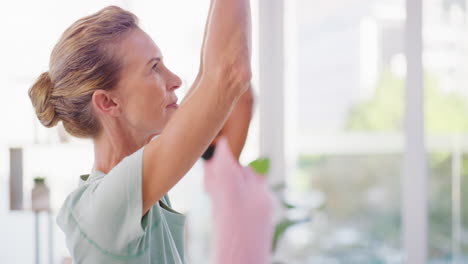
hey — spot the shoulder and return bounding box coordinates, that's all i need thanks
[56,179,97,229]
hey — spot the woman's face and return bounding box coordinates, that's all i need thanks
[112,28,181,139]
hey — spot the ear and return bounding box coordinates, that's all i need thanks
[92,90,121,117]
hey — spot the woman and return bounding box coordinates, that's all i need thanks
[28,1,273,264]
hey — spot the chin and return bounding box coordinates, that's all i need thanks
[166,110,177,119]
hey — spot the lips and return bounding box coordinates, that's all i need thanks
[166,97,179,108]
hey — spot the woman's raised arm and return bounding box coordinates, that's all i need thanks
[141,0,252,215]
[182,0,254,161]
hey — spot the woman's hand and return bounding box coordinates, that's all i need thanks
[183,0,252,105]
[141,0,253,216]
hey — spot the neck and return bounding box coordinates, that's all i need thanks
[92,125,152,174]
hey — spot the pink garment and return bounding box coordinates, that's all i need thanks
[203,137,274,264]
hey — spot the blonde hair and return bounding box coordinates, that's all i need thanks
[28,5,139,138]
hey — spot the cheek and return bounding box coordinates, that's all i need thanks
[152,88,167,111]
[126,86,164,123]
[145,84,167,118]
[138,76,165,106]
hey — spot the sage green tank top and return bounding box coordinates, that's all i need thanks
[56,142,187,263]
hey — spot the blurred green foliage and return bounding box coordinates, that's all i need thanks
[286,70,468,262]
[347,70,468,133]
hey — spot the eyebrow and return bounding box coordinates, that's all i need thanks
[146,57,162,66]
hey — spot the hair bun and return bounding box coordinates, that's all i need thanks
[28,72,60,128]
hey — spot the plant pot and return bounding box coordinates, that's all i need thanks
[31,180,50,212]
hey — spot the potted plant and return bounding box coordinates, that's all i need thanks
[31,176,50,212]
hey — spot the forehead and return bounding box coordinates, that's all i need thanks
[116,28,161,69]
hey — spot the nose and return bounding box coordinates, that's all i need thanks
[167,70,182,91]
